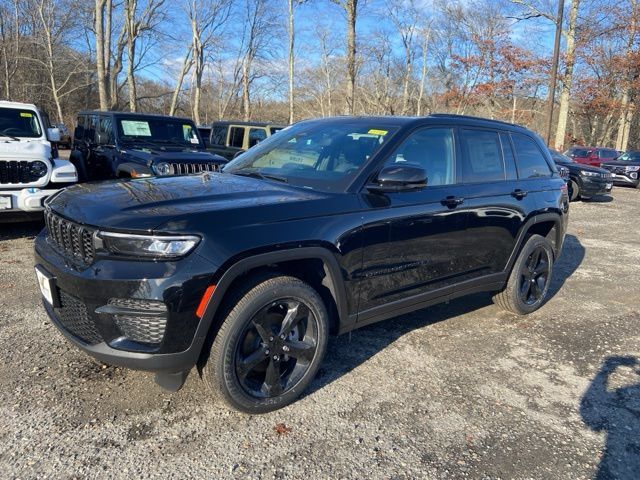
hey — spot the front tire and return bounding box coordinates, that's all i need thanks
[202,275,329,413]
[493,234,554,315]
[568,180,580,201]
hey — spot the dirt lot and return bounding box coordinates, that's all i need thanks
[1,187,639,479]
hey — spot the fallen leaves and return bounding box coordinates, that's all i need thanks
[273,423,292,436]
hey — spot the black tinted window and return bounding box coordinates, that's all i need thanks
[229,127,245,148]
[211,125,227,145]
[385,128,455,186]
[97,117,113,144]
[248,128,267,147]
[599,149,618,158]
[500,132,518,180]
[461,129,505,183]
[512,133,552,178]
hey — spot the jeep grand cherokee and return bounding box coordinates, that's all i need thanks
[34,115,569,413]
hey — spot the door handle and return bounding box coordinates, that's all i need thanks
[441,196,465,208]
[511,189,528,199]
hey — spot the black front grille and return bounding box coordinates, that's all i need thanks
[0,160,43,184]
[45,210,95,264]
[170,162,223,175]
[55,291,102,345]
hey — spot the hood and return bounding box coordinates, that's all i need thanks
[122,148,225,165]
[48,172,331,231]
[563,162,608,174]
[0,139,50,159]
[600,160,640,167]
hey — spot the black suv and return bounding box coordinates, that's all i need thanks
[550,149,613,201]
[34,115,568,413]
[600,151,640,188]
[70,111,227,181]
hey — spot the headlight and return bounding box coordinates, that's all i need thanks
[581,170,600,177]
[154,162,173,176]
[96,232,200,259]
[29,161,48,178]
[625,165,640,172]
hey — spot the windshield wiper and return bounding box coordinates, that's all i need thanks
[230,170,289,183]
[0,130,20,141]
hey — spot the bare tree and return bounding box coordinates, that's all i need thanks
[0,0,20,99]
[187,0,231,124]
[123,0,165,112]
[615,0,639,151]
[331,0,358,114]
[168,45,193,116]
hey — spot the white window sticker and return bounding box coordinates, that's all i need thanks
[121,120,152,136]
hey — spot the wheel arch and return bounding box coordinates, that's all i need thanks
[505,214,564,274]
[195,247,349,353]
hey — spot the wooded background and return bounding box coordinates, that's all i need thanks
[0,0,637,151]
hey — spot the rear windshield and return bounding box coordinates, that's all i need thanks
[0,108,42,138]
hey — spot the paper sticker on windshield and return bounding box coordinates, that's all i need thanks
[368,129,388,136]
[20,112,33,118]
[183,125,199,144]
[121,120,151,136]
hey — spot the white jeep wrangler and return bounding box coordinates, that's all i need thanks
[0,101,77,216]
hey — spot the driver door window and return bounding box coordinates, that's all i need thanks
[384,128,456,186]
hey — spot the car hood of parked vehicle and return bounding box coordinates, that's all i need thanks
[46,172,347,232]
[121,147,226,165]
[0,138,50,158]
[598,159,640,167]
[557,161,608,174]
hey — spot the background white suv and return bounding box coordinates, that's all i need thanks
[0,101,77,216]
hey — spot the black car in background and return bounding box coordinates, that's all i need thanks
[35,114,568,413]
[600,151,640,188]
[70,111,227,181]
[550,149,613,201]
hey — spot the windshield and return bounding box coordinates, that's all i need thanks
[618,152,640,162]
[565,147,589,157]
[0,108,42,138]
[116,117,203,148]
[223,121,398,192]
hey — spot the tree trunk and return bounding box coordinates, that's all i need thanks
[125,0,137,112]
[288,0,295,124]
[169,47,192,116]
[345,0,357,115]
[553,0,580,151]
[615,0,638,151]
[242,58,251,121]
[95,0,109,109]
[416,27,430,116]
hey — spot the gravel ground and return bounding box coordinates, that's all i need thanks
[1,187,639,479]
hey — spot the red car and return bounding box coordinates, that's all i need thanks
[564,146,619,167]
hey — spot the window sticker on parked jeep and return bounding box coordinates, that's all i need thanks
[183,125,199,144]
[367,129,388,136]
[121,120,152,136]
[20,112,33,117]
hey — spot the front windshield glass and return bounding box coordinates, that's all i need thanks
[116,117,203,148]
[618,152,640,162]
[0,108,42,138]
[223,121,398,192]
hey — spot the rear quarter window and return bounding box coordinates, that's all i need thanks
[511,133,553,179]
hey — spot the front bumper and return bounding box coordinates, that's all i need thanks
[34,231,219,374]
[580,177,613,197]
[609,172,639,186]
[0,187,63,212]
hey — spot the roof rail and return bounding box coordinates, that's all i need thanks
[428,113,517,127]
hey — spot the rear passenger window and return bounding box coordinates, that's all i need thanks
[211,125,227,145]
[229,127,245,148]
[385,128,456,186]
[461,129,504,183]
[248,128,267,147]
[511,133,552,178]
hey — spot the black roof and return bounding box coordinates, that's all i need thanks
[210,120,285,127]
[78,110,194,123]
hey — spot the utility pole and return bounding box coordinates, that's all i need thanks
[545,0,565,145]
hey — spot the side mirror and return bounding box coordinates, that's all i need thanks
[47,127,61,142]
[368,164,428,192]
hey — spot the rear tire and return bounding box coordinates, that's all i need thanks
[202,275,329,413]
[568,180,580,201]
[493,234,554,315]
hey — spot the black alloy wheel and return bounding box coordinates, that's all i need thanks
[519,246,550,305]
[235,299,318,398]
[493,234,555,315]
[202,275,329,413]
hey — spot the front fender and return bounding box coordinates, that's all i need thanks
[116,162,153,178]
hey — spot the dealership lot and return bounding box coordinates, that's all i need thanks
[1,188,639,479]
